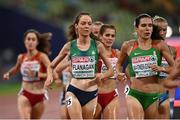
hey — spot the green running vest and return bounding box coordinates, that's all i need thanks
[70,39,99,79]
[129,42,161,78]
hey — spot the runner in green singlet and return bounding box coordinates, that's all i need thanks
[44,12,113,119]
[116,13,174,119]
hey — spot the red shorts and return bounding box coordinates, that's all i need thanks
[97,89,118,110]
[19,89,45,107]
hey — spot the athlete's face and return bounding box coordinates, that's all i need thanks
[100,28,116,48]
[136,17,153,40]
[24,33,38,51]
[75,15,92,37]
[91,25,101,37]
[157,21,168,40]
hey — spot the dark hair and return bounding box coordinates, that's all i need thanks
[151,25,163,40]
[38,32,52,55]
[134,13,152,28]
[67,12,91,42]
[24,29,52,55]
[24,29,40,41]
[99,24,116,36]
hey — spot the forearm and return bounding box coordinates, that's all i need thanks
[47,64,54,79]
[53,69,60,80]
[163,78,180,88]
[116,64,127,82]
[116,65,123,73]
[167,70,179,80]
[38,72,47,79]
[7,67,19,77]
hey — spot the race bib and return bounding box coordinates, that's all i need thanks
[101,58,118,79]
[21,61,40,81]
[159,57,168,77]
[132,55,158,78]
[71,56,95,78]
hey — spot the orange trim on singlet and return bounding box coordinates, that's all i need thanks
[174,100,180,107]
[110,49,118,58]
[132,41,138,51]
[98,48,118,59]
[132,41,158,51]
[20,52,40,62]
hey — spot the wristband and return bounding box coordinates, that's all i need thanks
[35,71,38,77]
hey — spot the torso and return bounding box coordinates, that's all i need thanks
[20,52,46,94]
[69,39,99,91]
[98,49,119,93]
[127,40,163,93]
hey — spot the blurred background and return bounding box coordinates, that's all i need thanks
[0,0,180,96]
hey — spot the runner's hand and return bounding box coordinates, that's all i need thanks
[44,76,53,90]
[88,73,103,86]
[54,79,62,87]
[3,72,10,80]
[149,64,163,72]
[117,72,127,83]
[27,68,37,77]
[95,73,103,85]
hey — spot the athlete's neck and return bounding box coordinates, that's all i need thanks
[104,47,113,57]
[27,49,38,56]
[76,36,91,51]
[137,38,152,50]
[105,46,112,51]
[77,36,91,45]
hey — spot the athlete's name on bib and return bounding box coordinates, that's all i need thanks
[72,64,94,70]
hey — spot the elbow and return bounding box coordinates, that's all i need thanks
[163,79,179,89]
[163,79,171,88]
[163,82,170,88]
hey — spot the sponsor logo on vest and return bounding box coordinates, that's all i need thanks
[134,52,141,56]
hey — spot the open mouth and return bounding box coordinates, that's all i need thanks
[84,29,89,32]
[145,33,151,36]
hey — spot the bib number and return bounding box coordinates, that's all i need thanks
[66,96,72,107]
[124,85,130,95]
